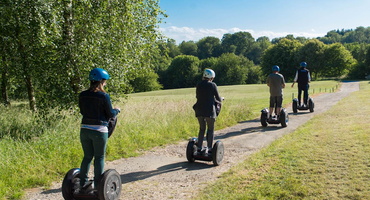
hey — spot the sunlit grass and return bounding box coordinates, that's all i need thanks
[197,81,370,199]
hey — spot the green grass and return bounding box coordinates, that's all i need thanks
[197,81,370,200]
[0,81,339,199]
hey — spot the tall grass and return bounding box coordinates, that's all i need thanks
[0,81,339,199]
[197,81,370,200]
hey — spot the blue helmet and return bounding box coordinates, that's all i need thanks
[300,62,307,67]
[272,65,280,72]
[89,68,110,81]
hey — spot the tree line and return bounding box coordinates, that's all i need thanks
[157,26,370,90]
[1,0,370,111]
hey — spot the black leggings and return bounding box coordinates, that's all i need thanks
[197,117,215,149]
[298,84,309,105]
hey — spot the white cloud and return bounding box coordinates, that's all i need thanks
[159,26,326,44]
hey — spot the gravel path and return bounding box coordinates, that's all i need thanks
[25,81,359,200]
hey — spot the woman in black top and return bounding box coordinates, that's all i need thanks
[193,69,222,154]
[78,68,120,193]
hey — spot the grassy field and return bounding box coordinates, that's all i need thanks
[197,81,370,200]
[0,81,339,199]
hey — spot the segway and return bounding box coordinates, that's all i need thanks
[62,117,121,200]
[62,168,121,200]
[260,107,289,127]
[186,138,224,166]
[292,97,314,113]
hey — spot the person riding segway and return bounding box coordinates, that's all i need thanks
[291,62,314,113]
[186,69,224,166]
[260,65,288,127]
[62,68,122,200]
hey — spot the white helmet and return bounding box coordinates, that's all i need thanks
[203,69,215,79]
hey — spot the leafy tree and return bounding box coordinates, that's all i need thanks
[261,38,303,81]
[1,0,166,110]
[164,55,200,88]
[166,38,181,58]
[297,39,326,79]
[246,65,263,84]
[129,70,162,92]
[179,40,198,56]
[221,31,255,57]
[318,30,343,44]
[197,36,222,59]
[213,53,252,85]
[247,36,271,65]
[342,26,370,43]
[322,43,356,77]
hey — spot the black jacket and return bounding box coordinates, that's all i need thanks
[193,80,222,118]
[79,90,119,126]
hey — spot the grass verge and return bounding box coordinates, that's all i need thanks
[197,81,370,200]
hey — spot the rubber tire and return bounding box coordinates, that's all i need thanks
[309,98,314,112]
[280,109,288,127]
[212,141,224,166]
[260,112,268,127]
[292,100,298,113]
[62,168,80,200]
[186,141,196,163]
[98,169,122,200]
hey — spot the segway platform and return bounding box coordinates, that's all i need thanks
[292,97,314,113]
[260,108,289,127]
[62,168,122,200]
[186,138,224,166]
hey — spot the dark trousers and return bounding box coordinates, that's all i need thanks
[79,128,108,188]
[197,117,215,149]
[298,84,309,105]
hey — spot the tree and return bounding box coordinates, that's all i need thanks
[197,36,222,59]
[179,41,198,56]
[1,0,166,110]
[166,38,181,58]
[297,39,326,79]
[246,36,271,65]
[261,38,303,81]
[213,53,252,85]
[322,43,356,77]
[164,55,200,89]
[221,31,255,57]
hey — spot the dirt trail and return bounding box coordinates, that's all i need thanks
[25,81,359,200]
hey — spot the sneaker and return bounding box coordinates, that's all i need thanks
[206,147,212,155]
[193,145,199,155]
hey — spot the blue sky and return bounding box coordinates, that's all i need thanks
[158,0,370,43]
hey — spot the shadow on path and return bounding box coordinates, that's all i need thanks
[121,161,213,184]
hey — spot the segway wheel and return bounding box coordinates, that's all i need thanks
[260,110,268,127]
[186,140,196,163]
[98,169,122,200]
[212,141,224,166]
[62,168,80,200]
[280,109,289,127]
[308,98,314,112]
[292,99,298,113]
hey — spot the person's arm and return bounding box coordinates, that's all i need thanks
[291,71,298,87]
[308,71,311,83]
[104,93,120,119]
[213,83,222,103]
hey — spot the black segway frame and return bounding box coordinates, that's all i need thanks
[186,138,224,166]
[292,97,314,113]
[62,168,122,200]
[260,108,289,127]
